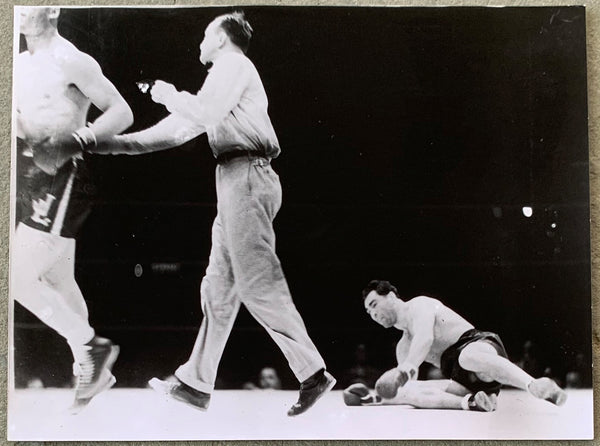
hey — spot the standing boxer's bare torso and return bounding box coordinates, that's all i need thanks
[16,35,91,146]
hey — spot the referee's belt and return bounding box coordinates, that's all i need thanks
[216,150,269,164]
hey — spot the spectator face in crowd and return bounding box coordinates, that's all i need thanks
[259,367,281,390]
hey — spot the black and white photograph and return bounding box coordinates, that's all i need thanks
[8,4,593,441]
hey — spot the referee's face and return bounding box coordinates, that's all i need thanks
[199,19,223,65]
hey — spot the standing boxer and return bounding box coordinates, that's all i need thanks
[13,7,133,412]
[91,11,335,416]
[349,280,567,410]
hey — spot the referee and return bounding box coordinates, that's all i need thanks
[93,11,335,416]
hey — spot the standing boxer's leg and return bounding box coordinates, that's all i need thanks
[11,223,119,412]
[11,223,95,344]
[42,237,88,319]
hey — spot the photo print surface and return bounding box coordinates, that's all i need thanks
[9,5,592,440]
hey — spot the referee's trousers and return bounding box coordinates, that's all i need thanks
[175,155,326,393]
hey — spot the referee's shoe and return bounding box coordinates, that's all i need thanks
[287,368,336,416]
[149,377,211,411]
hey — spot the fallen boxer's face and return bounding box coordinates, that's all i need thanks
[364,291,397,327]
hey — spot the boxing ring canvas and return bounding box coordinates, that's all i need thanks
[7,388,594,440]
[8,4,593,441]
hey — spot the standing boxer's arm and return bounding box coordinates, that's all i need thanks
[69,51,134,139]
[32,51,133,173]
[151,54,249,126]
[92,114,205,155]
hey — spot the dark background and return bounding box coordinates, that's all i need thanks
[14,6,591,390]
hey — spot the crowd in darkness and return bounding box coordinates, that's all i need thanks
[18,338,592,391]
